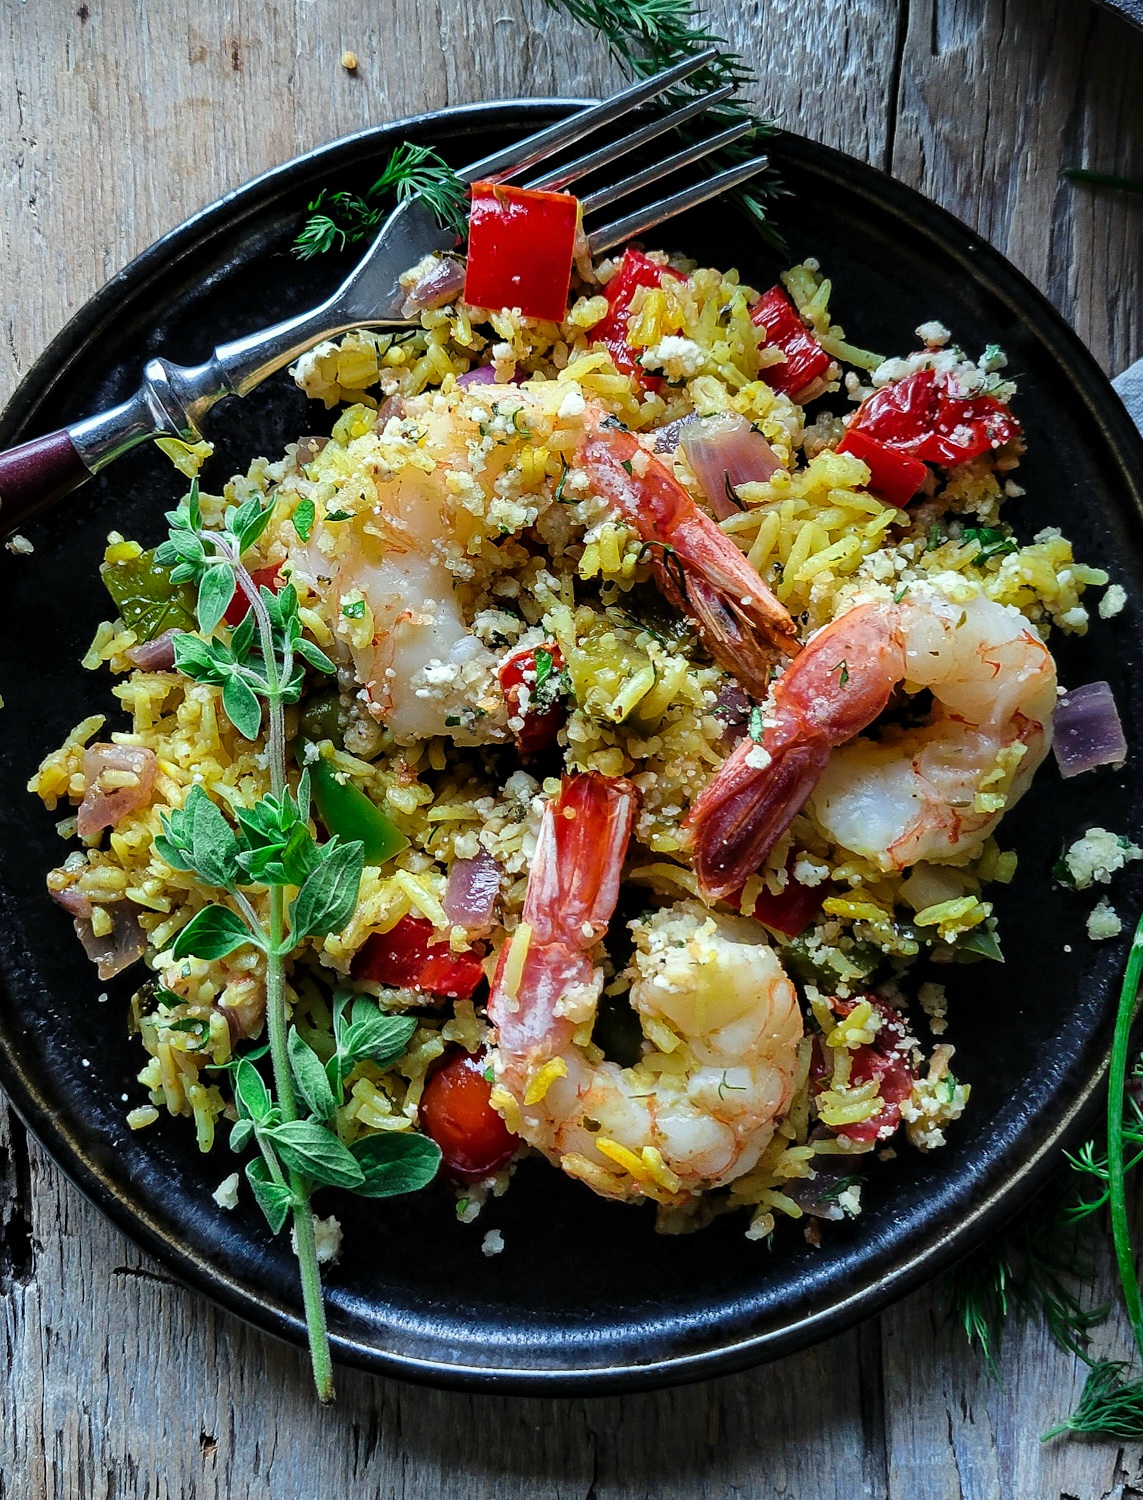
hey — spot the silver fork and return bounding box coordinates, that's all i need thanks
[0,50,769,531]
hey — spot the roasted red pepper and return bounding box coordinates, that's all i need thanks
[223,565,281,627]
[751,286,833,401]
[811,996,916,1144]
[835,427,928,507]
[847,368,1019,467]
[353,915,486,1000]
[498,641,566,756]
[747,871,824,941]
[419,1046,518,1180]
[587,248,686,383]
[464,182,579,323]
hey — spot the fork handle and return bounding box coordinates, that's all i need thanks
[0,429,92,523]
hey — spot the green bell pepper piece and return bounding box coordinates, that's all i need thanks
[309,758,409,866]
[101,548,196,640]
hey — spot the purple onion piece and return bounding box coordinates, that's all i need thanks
[457,364,524,389]
[399,254,467,317]
[74,904,146,980]
[712,683,753,748]
[126,629,178,671]
[1053,680,1127,779]
[442,851,503,932]
[650,415,697,454]
[680,413,782,519]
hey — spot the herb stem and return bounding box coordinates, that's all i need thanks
[227,546,287,797]
[1106,907,1143,1356]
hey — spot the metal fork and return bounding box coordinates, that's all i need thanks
[0,50,769,530]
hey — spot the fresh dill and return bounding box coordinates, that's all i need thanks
[541,0,785,246]
[293,141,468,259]
[1063,167,1143,198]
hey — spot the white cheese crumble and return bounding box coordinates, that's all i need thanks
[1062,827,1143,890]
[915,321,950,347]
[212,1173,240,1211]
[5,534,33,555]
[556,385,586,419]
[291,1213,343,1265]
[918,981,948,1036]
[639,336,704,381]
[481,1229,505,1257]
[743,745,772,771]
[1100,584,1127,619]
[1087,898,1123,942]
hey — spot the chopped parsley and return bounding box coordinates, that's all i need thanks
[341,597,366,620]
[962,526,1018,564]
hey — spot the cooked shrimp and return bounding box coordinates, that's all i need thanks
[488,772,803,1203]
[574,411,799,695]
[686,585,1057,897]
[286,398,508,746]
[288,385,797,744]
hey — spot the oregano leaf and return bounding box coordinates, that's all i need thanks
[234,1056,274,1123]
[266,1119,365,1188]
[288,1028,337,1121]
[171,903,256,961]
[246,1158,292,1234]
[293,497,316,542]
[197,563,236,636]
[350,1132,442,1198]
[342,1009,417,1071]
[222,673,263,740]
[288,839,364,942]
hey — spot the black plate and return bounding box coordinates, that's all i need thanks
[2,102,1142,1394]
[1095,0,1143,28]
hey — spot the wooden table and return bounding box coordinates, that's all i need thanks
[2,1,1143,1494]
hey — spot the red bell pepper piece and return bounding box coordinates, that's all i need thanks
[223,565,280,627]
[498,640,567,756]
[353,915,486,1000]
[811,996,916,1143]
[464,182,579,323]
[751,286,833,400]
[747,871,824,941]
[587,248,686,384]
[847,368,1019,467]
[419,1046,518,1180]
[835,427,928,507]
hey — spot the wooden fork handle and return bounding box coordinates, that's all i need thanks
[0,429,92,528]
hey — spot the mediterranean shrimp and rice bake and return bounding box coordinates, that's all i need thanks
[29,233,1131,1246]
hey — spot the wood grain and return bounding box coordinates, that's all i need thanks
[3,0,1143,1496]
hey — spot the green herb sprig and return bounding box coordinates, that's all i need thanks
[1063,167,1143,198]
[294,141,468,260]
[154,481,441,1400]
[541,0,784,246]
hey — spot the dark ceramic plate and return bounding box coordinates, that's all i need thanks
[1095,0,1143,28]
[1,102,1142,1394]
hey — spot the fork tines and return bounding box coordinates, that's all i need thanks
[460,50,770,253]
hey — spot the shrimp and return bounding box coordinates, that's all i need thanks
[574,412,799,696]
[287,384,797,746]
[686,585,1058,897]
[487,772,803,1204]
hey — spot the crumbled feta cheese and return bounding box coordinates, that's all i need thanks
[918,981,948,1036]
[1058,606,1089,632]
[639,336,704,381]
[212,1173,240,1211]
[792,856,829,889]
[744,745,772,771]
[556,385,586,419]
[481,1228,505,1256]
[292,1213,343,1265]
[1087,898,1122,942]
[1100,584,1127,620]
[1062,827,1143,890]
[915,320,950,347]
[836,1184,862,1217]
[5,534,33,555]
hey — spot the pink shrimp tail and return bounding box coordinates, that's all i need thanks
[490,773,637,1057]
[686,602,906,899]
[576,424,798,696]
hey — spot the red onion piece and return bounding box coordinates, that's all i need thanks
[712,683,753,747]
[295,435,329,466]
[457,364,525,389]
[399,254,467,317]
[650,416,696,454]
[680,413,782,519]
[1053,680,1127,779]
[126,629,178,671]
[50,884,92,920]
[77,743,158,837]
[442,851,502,933]
[74,904,146,980]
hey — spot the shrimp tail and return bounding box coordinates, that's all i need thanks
[686,723,830,899]
[576,426,797,695]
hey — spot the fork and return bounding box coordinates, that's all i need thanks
[0,49,769,532]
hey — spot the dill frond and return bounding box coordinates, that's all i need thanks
[943,1182,1107,1377]
[541,0,786,248]
[1043,1360,1143,1441]
[293,144,466,259]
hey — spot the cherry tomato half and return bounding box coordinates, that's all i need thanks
[498,641,566,756]
[353,915,486,1000]
[419,1046,518,1180]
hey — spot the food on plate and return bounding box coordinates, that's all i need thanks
[31,236,1125,1248]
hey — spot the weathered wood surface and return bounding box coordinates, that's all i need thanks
[2,0,1143,1495]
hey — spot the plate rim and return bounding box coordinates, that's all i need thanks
[1,97,1140,1394]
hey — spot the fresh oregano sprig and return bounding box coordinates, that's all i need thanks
[155,480,442,1401]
